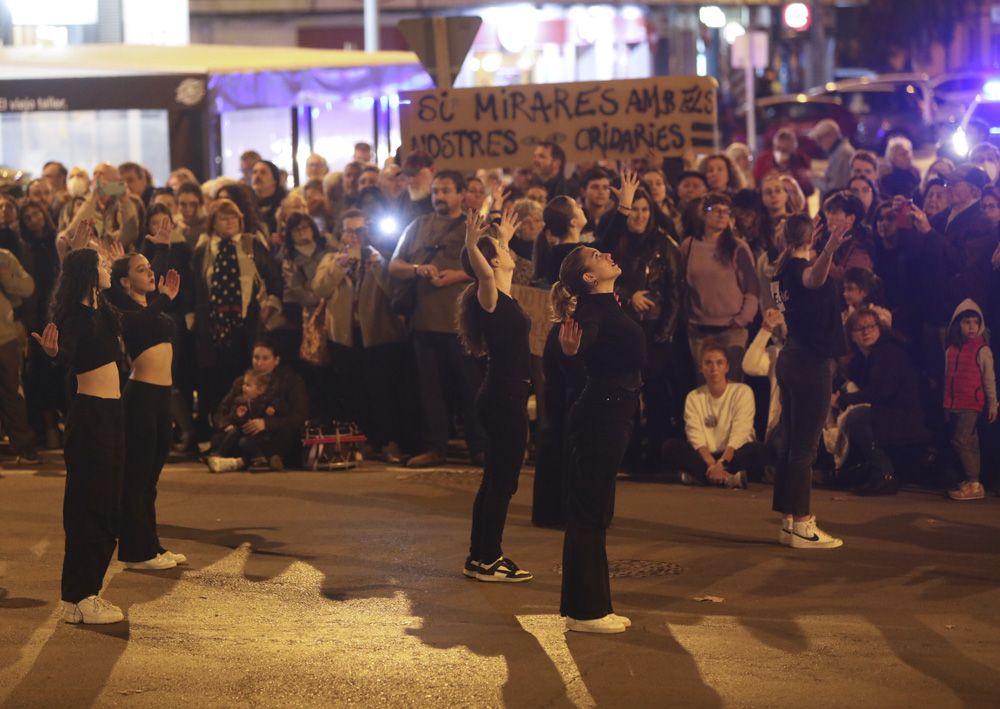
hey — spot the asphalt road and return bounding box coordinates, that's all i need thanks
[1,457,999,708]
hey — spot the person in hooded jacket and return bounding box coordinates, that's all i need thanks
[942,299,997,501]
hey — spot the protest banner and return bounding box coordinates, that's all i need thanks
[399,76,718,171]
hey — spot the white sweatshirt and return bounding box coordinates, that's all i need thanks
[742,327,782,440]
[684,382,756,455]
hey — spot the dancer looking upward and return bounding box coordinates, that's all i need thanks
[553,245,646,634]
[458,206,533,582]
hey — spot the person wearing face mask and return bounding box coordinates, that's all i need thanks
[596,171,684,467]
[752,128,814,198]
[59,166,91,233]
[57,163,139,259]
[832,308,927,496]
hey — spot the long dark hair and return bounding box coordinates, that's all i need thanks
[17,198,56,241]
[456,235,500,357]
[106,254,142,311]
[697,192,738,265]
[282,212,324,260]
[50,248,119,336]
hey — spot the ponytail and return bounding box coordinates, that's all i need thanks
[456,283,486,356]
[773,212,813,276]
[549,281,578,322]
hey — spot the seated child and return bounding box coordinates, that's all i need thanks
[206,370,281,473]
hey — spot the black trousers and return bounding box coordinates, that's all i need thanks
[197,326,252,439]
[119,381,171,562]
[561,379,637,620]
[214,427,277,460]
[773,347,833,516]
[412,331,485,457]
[661,439,769,483]
[62,395,124,603]
[0,338,37,455]
[469,379,530,563]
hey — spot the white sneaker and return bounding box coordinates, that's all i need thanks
[125,553,177,570]
[789,516,843,549]
[723,471,748,489]
[161,550,187,565]
[610,613,632,628]
[207,456,243,473]
[565,614,627,634]
[779,517,793,546]
[62,595,124,624]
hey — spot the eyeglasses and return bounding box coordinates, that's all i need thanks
[852,324,879,334]
[705,206,732,216]
[343,227,369,238]
[983,202,999,210]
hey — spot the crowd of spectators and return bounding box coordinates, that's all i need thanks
[0,131,997,497]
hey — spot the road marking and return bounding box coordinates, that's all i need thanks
[0,564,122,704]
[516,615,597,709]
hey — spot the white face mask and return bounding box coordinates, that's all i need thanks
[982,161,999,183]
[773,150,789,165]
[68,176,89,198]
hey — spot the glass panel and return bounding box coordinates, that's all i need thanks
[309,96,375,172]
[0,109,169,182]
[220,106,292,181]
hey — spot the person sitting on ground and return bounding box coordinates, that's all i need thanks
[662,342,767,488]
[211,338,309,471]
[832,308,929,495]
[206,369,279,473]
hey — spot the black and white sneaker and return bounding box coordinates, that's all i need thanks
[474,556,533,583]
[463,557,483,579]
[789,516,843,549]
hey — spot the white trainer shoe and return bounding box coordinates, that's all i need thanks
[779,516,793,546]
[63,595,124,624]
[610,613,632,628]
[789,516,843,549]
[161,550,187,565]
[565,614,627,634]
[125,553,178,571]
[207,456,244,473]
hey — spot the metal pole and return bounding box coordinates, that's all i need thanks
[364,0,379,52]
[745,39,757,155]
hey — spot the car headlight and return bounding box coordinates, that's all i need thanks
[952,127,970,157]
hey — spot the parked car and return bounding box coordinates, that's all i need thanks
[808,73,934,151]
[943,82,1000,160]
[733,94,857,157]
[931,72,988,126]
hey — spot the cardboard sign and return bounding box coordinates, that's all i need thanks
[511,284,552,358]
[399,76,718,171]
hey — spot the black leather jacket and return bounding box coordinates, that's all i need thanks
[597,210,683,343]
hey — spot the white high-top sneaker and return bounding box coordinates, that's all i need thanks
[790,516,843,549]
[565,614,627,634]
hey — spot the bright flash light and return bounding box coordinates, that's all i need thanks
[982,80,1000,101]
[379,216,399,235]
[952,127,970,157]
[699,6,727,29]
[723,22,745,45]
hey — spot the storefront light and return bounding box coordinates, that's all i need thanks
[468,56,482,72]
[723,22,745,45]
[481,52,503,73]
[496,4,538,53]
[699,6,727,30]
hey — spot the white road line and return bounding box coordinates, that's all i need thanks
[516,615,597,709]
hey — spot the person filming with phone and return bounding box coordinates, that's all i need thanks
[57,162,139,261]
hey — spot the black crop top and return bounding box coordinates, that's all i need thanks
[58,303,123,375]
[475,291,531,382]
[573,292,646,390]
[116,293,175,360]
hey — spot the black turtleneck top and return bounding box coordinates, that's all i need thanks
[474,290,531,382]
[116,293,175,360]
[573,292,646,390]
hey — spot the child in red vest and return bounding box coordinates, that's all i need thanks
[944,299,997,500]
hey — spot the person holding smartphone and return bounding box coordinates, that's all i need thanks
[57,162,140,261]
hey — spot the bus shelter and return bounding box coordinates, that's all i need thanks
[0,43,432,183]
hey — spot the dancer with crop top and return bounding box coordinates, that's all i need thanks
[32,233,127,624]
[552,245,646,634]
[107,239,186,571]
[457,208,533,582]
